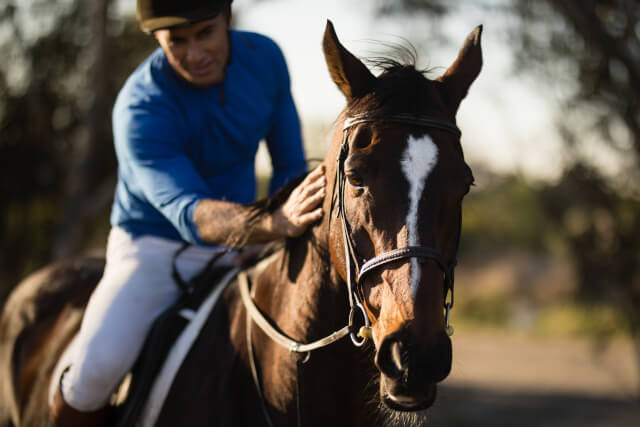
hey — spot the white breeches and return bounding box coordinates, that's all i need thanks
[57,227,232,411]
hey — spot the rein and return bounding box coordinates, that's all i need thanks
[238,272,350,354]
[239,112,462,427]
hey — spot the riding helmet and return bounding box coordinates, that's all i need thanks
[136,0,233,33]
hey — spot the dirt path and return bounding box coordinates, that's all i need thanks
[426,331,640,426]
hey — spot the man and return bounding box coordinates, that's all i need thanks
[48,0,325,425]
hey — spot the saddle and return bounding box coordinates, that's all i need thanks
[109,243,279,426]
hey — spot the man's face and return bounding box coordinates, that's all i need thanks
[154,13,230,87]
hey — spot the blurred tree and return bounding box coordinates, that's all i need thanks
[0,0,155,304]
[508,0,640,397]
[541,163,640,324]
[512,0,640,177]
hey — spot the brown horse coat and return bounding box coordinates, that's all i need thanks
[0,257,102,427]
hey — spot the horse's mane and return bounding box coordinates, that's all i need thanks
[223,173,308,248]
[251,174,307,216]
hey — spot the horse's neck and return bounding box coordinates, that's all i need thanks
[263,152,349,341]
[254,234,347,342]
[251,233,378,425]
[245,159,379,424]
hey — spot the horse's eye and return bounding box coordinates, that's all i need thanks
[346,172,365,188]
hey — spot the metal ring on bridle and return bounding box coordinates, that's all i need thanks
[444,284,454,311]
[445,302,454,336]
[349,303,370,347]
[289,347,311,364]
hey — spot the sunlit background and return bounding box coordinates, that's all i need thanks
[1,0,639,425]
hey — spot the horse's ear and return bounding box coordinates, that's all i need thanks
[322,20,376,100]
[437,25,483,113]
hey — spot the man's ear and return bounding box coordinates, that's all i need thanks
[322,20,376,100]
[437,25,483,113]
[224,5,232,25]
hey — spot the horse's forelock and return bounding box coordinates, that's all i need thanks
[346,60,443,120]
[364,38,419,71]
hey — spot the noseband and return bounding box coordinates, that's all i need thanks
[333,113,462,346]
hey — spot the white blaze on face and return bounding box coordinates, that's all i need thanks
[400,134,439,296]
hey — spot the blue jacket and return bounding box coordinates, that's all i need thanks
[110,30,305,244]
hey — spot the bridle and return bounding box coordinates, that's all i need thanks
[238,111,464,427]
[240,110,462,353]
[333,112,462,345]
[240,111,463,354]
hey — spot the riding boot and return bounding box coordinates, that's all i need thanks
[48,375,110,427]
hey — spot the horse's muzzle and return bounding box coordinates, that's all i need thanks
[375,327,452,411]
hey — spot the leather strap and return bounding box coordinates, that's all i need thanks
[359,246,448,281]
[344,113,461,137]
[246,309,276,427]
[238,272,351,354]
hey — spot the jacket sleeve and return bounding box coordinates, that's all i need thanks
[113,100,208,244]
[265,44,306,195]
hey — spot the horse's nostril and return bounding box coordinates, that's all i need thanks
[417,332,453,383]
[390,341,405,373]
[376,337,407,380]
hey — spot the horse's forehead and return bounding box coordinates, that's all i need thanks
[373,128,441,177]
[371,131,440,223]
[400,134,438,238]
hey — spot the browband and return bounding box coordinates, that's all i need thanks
[343,113,461,138]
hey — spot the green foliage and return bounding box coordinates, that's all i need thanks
[461,172,550,254]
[455,296,628,339]
[533,303,625,338]
[455,294,512,330]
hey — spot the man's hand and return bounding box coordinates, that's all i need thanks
[271,165,326,238]
[195,165,326,246]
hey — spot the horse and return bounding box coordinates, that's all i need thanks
[0,20,482,427]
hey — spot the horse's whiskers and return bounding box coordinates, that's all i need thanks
[375,401,430,427]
